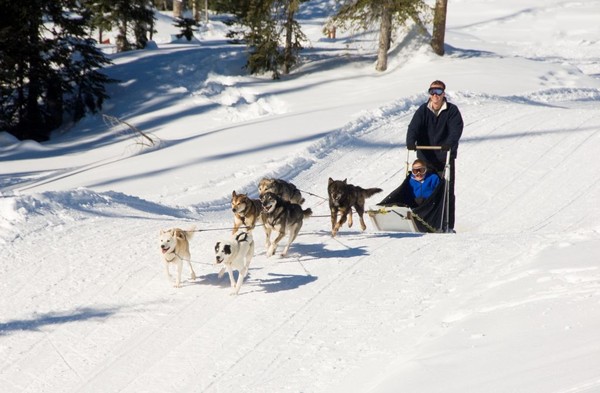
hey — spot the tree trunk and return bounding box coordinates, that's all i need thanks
[205,0,209,25]
[173,0,183,18]
[431,0,447,56]
[283,7,293,74]
[192,0,200,22]
[376,5,392,72]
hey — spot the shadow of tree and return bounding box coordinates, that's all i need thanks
[258,273,318,293]
[0,306,119,336]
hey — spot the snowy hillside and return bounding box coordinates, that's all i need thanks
[1,1,600,392]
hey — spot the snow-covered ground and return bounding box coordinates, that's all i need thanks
[2,1,600,392]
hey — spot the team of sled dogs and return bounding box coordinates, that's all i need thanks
[160,177,382,293]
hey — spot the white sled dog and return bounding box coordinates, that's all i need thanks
[214,231,255,295]
[159,226,197,288]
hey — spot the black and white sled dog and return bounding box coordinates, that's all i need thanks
[214,231,255,295]
[159,226,197,288]
[258,177,305,205]
[260,192,313,257]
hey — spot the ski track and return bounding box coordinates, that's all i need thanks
[2,90,600,391]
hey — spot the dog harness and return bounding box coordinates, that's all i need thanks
[235,232,249,243]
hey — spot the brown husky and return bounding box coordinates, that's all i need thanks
[328,178,382,237]
[231,191,264,234]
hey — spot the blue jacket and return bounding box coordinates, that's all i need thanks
[409,172,440,203]
[407,100,464,170]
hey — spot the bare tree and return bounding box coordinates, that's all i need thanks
[431,0,447,55]
[332,0,428,72]
[376,4,393,71]
[173,0,184,18]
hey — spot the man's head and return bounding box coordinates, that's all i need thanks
[428,80,446,110]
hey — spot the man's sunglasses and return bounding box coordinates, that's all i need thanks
[428,87,444,96]
[412,167,427,175]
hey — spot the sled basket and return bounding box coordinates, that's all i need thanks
[367,146,451,233]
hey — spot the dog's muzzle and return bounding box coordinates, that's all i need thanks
[161,245,171,254]
[215,256,223,264]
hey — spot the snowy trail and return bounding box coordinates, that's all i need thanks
[3,0,600,388]
[3,86,600,392]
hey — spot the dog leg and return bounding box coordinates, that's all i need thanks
[282,225,301,256]
[330,209,338,232]
[332,209,349,237]
[264,226,272,251]
[183,252,196,281]
[218,267,226,279]
[233,249,253,295]
[233,267,246,295]
[164,262,174,284]
[347,210,353,228]
[356,205,367,231]
[188,263,196,280]
[226,265,236,289]
[175,259,183,288]
[267,231,286,257]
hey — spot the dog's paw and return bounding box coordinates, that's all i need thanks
[190,273,197,280]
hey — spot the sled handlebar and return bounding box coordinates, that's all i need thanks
[413,145,449,151]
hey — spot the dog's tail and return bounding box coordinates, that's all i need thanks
[361,187,383,199]
[303,208,313,218]
[184,225,196,240]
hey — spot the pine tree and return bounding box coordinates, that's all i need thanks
[174,17,200,41]
[0,0,114,141]
[224,0,308,79]
[87,0,156,52]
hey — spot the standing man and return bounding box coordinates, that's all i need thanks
[406,80,463,232]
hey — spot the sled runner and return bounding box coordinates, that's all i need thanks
[367,146,452,233]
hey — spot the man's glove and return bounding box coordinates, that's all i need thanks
[407,144,416,150]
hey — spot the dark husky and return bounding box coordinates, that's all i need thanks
[258,177,305,205]
[260,192,313,257]
[231,191,265,234]
[328,178,382,237]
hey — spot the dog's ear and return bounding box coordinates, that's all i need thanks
[232,190,237,197]
[343,178,347,184]
[175,230,186,240]
[328,177,333,185]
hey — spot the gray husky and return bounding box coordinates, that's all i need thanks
[258,177,305,205]
[260,192,312,257]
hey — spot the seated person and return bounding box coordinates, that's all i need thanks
[408,159,440,206]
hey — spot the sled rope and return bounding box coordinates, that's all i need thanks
[299,189,328,201]
[175,252,214,266]
[410,212,438,233]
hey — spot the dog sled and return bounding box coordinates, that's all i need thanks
[367,146,452,233]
